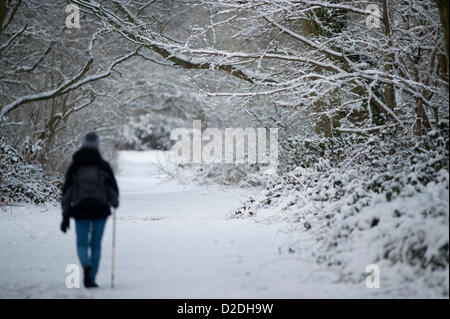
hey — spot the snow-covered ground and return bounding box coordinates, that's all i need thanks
[0,151,443,298]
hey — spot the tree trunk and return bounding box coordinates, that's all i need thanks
[435,0,449,74]
[415,100,432,135]
[0,0,6,35]
[382,0,397,110]
[302,17,332,137]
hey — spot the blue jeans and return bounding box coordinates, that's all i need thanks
[75,218,107,281]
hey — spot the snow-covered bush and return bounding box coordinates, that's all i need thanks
[0,138,61,206]
[231,127,449,295]
[118,114,179,151]
[178,163,264,186]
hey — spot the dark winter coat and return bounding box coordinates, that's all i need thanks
[62,148,119,219]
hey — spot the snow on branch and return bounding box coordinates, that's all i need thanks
[0,48,139,117]
[70,0,259,84]
[263,16,344,60]
[0,23,27,52]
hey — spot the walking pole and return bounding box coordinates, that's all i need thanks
[111,207,116,289]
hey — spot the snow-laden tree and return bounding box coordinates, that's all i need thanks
[1,0,226,171]
[2,0,449,174]
[0,0,146,171]
[70,1,448,160]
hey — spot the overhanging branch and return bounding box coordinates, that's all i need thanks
[0,48,139,117]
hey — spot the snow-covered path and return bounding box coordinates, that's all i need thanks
[0,151,381,298]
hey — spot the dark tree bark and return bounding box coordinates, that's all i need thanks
[435,0,449,74]
[381,0,397,110]
[0,0,6,35]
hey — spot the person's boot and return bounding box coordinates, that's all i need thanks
[83,266,99,288]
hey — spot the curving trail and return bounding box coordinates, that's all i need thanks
[0,151,381,298]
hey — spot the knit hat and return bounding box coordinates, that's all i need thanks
[81,132,99,149]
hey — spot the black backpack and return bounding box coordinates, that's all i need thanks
[70,165,110,208]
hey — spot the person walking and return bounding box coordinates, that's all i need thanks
[60,132,119,288]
